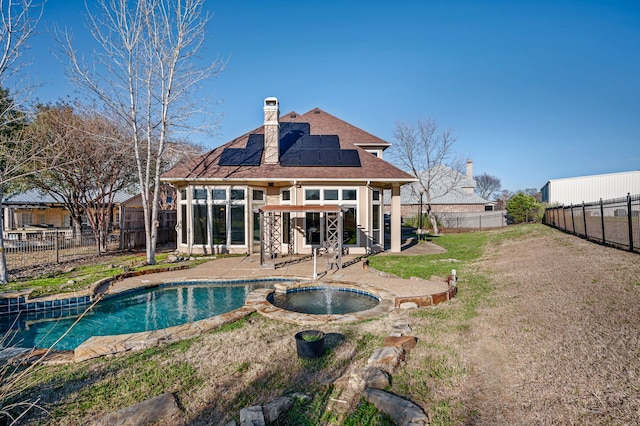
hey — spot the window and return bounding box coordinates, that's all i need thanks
[282,212,291,244]
[212,189,226,200]
[282,190,291,201]
[305,189,320,201]
[193,189,207,200]
[230,206,245,245]
[253,212,261,243]
[252,190,264,201]
[181,205,188,244]
[230,189,245,200]
[342,189,357,201]
[324,189,338,200]
[180,189,187,200]
[372,190,380,201]
[193,205,208,244]
[63,214,71,228]
[18,213,33,227]
[372,205,381,244]
[343,207,357,245]
[212,205,226,244]
[305,212,321,245]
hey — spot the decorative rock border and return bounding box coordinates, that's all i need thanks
[394,275,457,308]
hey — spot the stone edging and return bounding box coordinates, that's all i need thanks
[246,280,397,325]
[363,259,458,308]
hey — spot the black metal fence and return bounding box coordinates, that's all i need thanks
[543,193,640,253]
[4,229,119,271]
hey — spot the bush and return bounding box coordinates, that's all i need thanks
[506,193,544,224]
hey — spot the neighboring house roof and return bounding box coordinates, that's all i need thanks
[4,188,139,207]
[385,165,489,205]
[161,107,413,186]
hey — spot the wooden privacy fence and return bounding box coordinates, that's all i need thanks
[543,193,640,253]
[120,207,177,249]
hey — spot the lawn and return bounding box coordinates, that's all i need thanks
[1,226,559,425]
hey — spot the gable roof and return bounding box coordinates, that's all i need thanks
[162,107,413,186]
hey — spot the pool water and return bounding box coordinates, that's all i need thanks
[0,282,274,350]
[268,287,379,315]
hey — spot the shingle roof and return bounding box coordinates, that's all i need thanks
[161,108,413,185]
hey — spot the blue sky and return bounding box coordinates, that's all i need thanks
[22,0,640,193]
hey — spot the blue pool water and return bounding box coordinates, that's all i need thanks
[268,287,379,315]
[0,282,275,350]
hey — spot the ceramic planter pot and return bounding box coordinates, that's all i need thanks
[294,330,326,359]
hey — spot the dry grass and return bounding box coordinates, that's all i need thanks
[453,226,640,425]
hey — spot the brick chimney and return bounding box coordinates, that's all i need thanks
[466,159,473,179]
[263,97,279,164]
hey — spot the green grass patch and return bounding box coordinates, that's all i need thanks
[368,232,489,280]
[4,252,218,297]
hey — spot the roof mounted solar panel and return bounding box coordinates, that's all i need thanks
[319,135,340,150]
[339,150,361,166]
[219,135,264,166]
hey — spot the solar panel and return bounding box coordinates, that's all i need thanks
[218,135,264,166]
[219,119,361,167]
[319,135,340,150]
[319,150,339,165]
[339,150,361,167]
[301,150,320,165]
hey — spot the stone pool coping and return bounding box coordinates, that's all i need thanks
[246,280,397,325]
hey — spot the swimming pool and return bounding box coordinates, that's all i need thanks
[0,281,277,351]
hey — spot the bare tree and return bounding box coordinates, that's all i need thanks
[59,0,223,264]
[475,172,501,200]
[28,103,137,249]
[391,118,464,235]
[0,0,46,284]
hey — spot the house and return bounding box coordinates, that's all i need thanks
[541,170,640,205]
[2,188,176,248]
[386,160,492,219]
[161,97,415,266]
[2,189,134,240]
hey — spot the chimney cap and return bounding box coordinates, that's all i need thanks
[264,97,279,108]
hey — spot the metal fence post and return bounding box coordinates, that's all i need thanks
[627,193,634,252]
[600,198,605,245]
[582,202,587,238]
[570,204,576,235]
[55,229,59,264]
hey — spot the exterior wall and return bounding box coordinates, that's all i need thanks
[176,182,383,256]
[541,171,640,205]
[4,207,68,230]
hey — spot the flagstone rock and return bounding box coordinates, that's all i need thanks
[363,388,429,426]
[384,335,418,350]
[239,405,265,426]
[399,301,419,310]
[93,392,179,426]
[263,397,293,423]
[348,366,391,393]
[367,346,404,369]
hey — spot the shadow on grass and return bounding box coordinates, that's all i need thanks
[186,332,349,425]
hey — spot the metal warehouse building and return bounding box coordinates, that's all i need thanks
[541,171,640,205]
